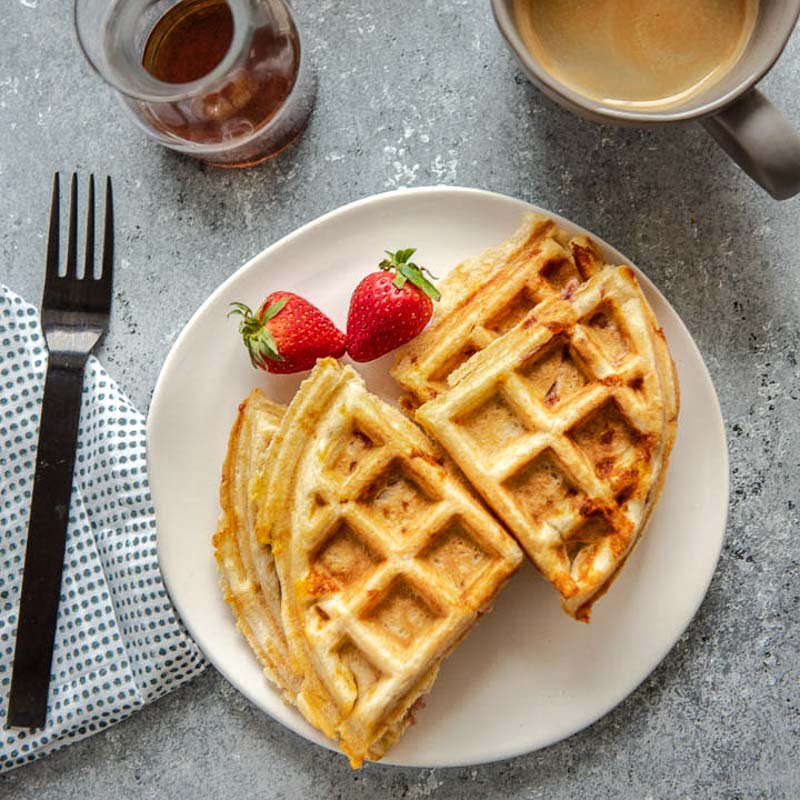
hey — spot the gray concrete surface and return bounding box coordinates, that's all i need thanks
[2,1,799,797]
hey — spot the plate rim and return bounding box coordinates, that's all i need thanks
[147,185,729,768]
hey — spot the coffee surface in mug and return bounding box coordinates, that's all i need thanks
[513,0,759,110]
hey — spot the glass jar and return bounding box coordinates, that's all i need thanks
[75,0,315,166]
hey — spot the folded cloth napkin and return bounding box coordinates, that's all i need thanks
[0,285,206,773]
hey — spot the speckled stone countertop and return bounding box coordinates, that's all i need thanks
[2,1,799,797]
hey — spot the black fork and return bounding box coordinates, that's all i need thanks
[6,173,114,729]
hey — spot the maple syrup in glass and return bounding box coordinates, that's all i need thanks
[75,0,315,166]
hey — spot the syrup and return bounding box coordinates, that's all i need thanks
[143,0,234,84]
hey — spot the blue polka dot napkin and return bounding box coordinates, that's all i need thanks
[0,286,206,773]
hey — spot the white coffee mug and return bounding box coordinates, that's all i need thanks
[492,0,800,200]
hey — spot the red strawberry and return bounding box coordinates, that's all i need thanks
[229,291,346,374]
[346,248,441,362]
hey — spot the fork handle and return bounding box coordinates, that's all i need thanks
[7,354,86,729]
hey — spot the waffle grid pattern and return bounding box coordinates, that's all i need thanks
[416,268,667,612]
[261,361,522,765]
[392,215,607,404]
[299,397,518,724]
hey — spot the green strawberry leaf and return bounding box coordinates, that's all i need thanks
[393,248,417,264]
[260,296,288,321]
[228,301,285,368]
[379,248,441,301]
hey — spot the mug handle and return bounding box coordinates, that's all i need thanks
[701,89,800,201]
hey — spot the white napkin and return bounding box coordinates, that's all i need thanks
[0,285,206,773]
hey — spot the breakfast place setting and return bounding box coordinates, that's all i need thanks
[1,0,798,797]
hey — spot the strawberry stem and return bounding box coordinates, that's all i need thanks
[379,248,441,301]
[228,301,286,368]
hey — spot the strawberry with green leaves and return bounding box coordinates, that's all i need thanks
[346,248,440,362]
[229,291,346,374]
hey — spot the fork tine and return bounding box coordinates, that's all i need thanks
[44,173,60,286]
[99,176,114,295]
[84,175,95,280]
[41,173,114,315]
[66,173,78,279]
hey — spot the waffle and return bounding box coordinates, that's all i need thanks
[212,390,301,701]
[256,358,523,767]
[391,213,608,405]
[212,388,447,763]
[415,266,679,621]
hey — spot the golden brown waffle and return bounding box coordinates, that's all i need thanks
[212,388,449,764]
[212,390,301,701]
[391,213,608,405]
[415,266,679,621]
[256,359,523,767]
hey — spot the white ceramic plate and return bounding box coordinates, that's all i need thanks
[148,187,728,767]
